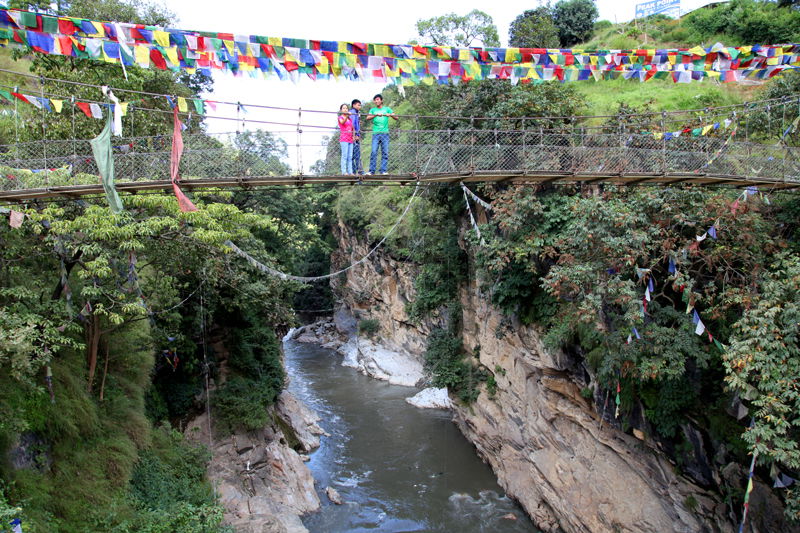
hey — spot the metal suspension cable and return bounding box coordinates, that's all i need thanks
[2,67,800,123]
[225,181,423,283]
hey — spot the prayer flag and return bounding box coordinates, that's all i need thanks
[9,210,24,228]
[50,98,62,112]
[89,111,124,214]
[695,319,706,336]
[169,107,198,212]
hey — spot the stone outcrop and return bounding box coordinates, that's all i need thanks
[329,219,800,533]
[186,391,324,533]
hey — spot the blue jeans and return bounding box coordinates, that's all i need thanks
[340,142,353,174]
[352,140,363,173]
[370,133,389,173]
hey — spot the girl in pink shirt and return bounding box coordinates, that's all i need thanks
[338,104,354,175]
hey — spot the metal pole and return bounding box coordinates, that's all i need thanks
[40,79,48,187]
[297,107,303,176]
[522,117,526,174]
[414,114,420,175]
[470,117,475,172]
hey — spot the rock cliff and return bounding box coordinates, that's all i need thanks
[186,390,325,533]
[329,218,799,533]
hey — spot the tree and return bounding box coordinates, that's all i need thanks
[509,7,560,49]
[415,10,500,48]
[552,0,599,47]
[724,254,800,521]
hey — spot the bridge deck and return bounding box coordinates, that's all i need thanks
[1,171,797,202]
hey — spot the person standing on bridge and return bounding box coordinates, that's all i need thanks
[350,99,364,175]
[366,94,398,175]
[338,103,354,175]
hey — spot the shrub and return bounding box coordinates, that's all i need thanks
[358,319,380,337]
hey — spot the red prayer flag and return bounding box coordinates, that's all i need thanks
[170,108,198,213]
[149,48,167,70]
[76,102,92,117]
[58,19,77,35]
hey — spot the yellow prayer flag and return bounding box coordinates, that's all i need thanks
[268,37,282,46]
[177,97,188,112]
[374,44,390,57]
[422,75,434,85]
[740,46,752,56]
[590,55,598,66]
[337,41,349,53]
[708,70,721,79]
[688,46,706,56]
[668,55,677,65]
[165,47,179,66]
[413,47,426,58]
[135,45,150,67]
[317,60,329,74]
[702,125,713,136]
[505,48,519,62]
[654,132,663,140]
[120,102,129,116]
[51,99,63,113]
[153,30,170,48]
[767,57,779,66]
[90,21,105,37]
[459,49,471,61]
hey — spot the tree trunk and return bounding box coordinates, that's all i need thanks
[86,314,100,394]
[99,337,110,401]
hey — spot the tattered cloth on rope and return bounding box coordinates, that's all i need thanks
[170,107,198,212]
[226,181,422,283]
[89,110,124,214]
[461,183,485,246]
[460,183,493,211]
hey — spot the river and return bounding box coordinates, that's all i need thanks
[284,339,538,533]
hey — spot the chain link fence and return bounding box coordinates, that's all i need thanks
[1,123,799,193]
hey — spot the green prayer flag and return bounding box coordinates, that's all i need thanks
[0,89,11,102]
[193,99,205,115]
[41,16,58,34]
[90,112,124,214]
[20,11,38,28]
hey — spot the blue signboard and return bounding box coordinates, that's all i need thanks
[635,0,680,18]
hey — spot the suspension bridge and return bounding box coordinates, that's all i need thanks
[2,75,800,202]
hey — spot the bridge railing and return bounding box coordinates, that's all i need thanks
[0,127,798,192]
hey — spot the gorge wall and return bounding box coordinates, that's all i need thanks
[330,218,797,533]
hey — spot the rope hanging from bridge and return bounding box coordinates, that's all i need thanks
[225,181,422,283]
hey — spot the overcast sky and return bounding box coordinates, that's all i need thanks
[161,0,720,170]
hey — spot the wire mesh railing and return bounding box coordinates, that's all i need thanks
[1,125,799,194]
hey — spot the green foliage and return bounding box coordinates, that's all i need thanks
[553,0,599,47]
[358,319,380,337]
[415,9,500,47]
[129,426,213,511]
[424,327,486,404]
[640,377,695,438]
[724,254,800,521]
[509,8,560,48]
[683,0,800,45]
[213,320,284,432]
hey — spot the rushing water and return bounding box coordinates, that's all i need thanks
[284,339,538,533]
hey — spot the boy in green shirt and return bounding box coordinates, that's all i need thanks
[366,94,398,175]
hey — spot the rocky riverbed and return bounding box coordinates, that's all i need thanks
[289,314,451,410]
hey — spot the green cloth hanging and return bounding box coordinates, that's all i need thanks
[90,111,124,214]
